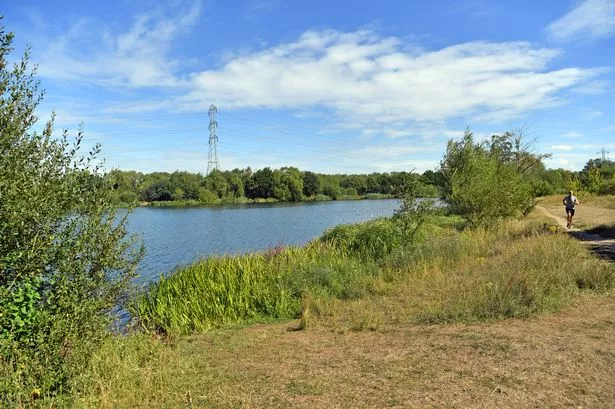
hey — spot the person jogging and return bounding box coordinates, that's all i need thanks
[562,190,579,229]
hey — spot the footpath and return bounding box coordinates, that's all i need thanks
[536,205,615,261]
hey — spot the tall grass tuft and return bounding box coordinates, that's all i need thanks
[320,218,404,260]
[414,231,615,323]
[132,243,378,335]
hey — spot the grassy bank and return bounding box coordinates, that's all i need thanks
[132,215,614,336]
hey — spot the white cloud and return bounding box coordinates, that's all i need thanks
[36,2,201,87]
[182,29,599,128]
[551,144,573,151]
[561,131,583,138]
[547,0,615,41]
[572,79,611,94]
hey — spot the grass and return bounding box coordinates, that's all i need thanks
[132,214,614,336]
[148,199,203,207]
[131,243,380,335]
[539,193,615,209]
[29,207,615,408]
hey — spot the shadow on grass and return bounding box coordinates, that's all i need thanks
[585,224,615,239]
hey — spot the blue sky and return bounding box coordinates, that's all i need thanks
[3,0,615,173]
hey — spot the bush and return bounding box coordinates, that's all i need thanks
[198,187,219,203]
[0,23,141,404]
[599,178,615,195]
[119,190,138,204]
[321,218,404,260]
[322,184,342,200]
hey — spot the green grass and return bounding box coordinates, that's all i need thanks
[132,215,615,336]
[362,193,394,200]
[131,243,380,335]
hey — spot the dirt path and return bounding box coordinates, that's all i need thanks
[536,205,615,261]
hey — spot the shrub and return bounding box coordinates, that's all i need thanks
[119,190,138,204]
[321,218,404,260]
[322,184,342,200]
[198,187,219,203]
[0,23,142,404]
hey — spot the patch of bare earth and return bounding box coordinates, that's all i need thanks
[121,294,615,409]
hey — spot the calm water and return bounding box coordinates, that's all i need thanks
[126,199,399,283]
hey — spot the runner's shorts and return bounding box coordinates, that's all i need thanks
[565,207,575,216]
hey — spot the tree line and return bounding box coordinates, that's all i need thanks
[107,154,615,206]
[106,167,443,205]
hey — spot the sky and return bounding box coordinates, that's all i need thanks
[3,0,615,174]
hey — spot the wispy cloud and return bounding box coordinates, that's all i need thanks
[572,79,611,94]
[561,131,583,138]
[547,0,615,42]
[36,2,202,87]
[551,144,573,151]
[181,29,600,130]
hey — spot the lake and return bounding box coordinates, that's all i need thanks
[126,199,399,283]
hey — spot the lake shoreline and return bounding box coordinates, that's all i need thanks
[118,193,398,208]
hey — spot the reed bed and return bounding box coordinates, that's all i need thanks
[132,243,378,335]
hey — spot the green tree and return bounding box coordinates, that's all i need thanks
[302,171,320,197]
[225,172,245,198]
[323,183,342,200]
[586,166,604,195]
[204,169,229,199]
[277,168,303,202]
[246,167,276,199]
[198,187,219,203]
[441,129,536,226]
[119,190,138,204]
[0,23,142,403]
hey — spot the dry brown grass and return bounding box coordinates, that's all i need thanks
[78,294,615,409]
